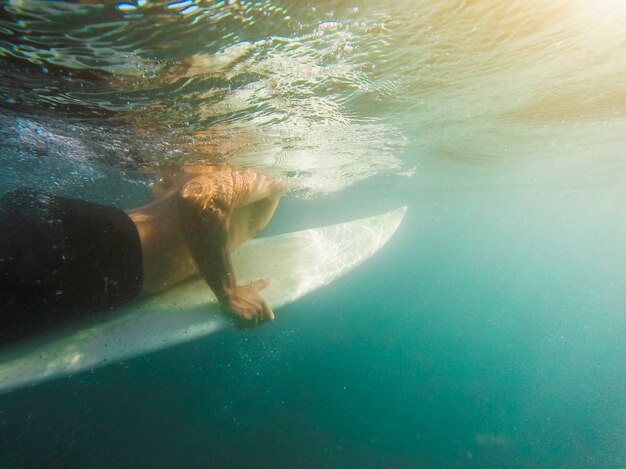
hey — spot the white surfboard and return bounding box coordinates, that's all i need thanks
[0,207,406,394]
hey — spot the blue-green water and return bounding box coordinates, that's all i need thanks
[1,171,624,467]
[2,0,626,467]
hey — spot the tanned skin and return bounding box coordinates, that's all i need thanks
[127,166,286,324]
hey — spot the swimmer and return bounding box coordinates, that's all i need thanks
[0,166,287,342]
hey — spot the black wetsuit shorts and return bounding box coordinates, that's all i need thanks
[0,188,143,342]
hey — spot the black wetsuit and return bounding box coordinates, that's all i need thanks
[0,189,143,343]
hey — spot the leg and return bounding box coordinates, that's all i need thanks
[229,193,283,250]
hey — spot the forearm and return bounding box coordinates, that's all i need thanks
[192,228,236,304]
[176,195,236,305]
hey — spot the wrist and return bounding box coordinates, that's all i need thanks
[216,274,237,303]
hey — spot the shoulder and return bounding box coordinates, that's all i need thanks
[176,169,236,215]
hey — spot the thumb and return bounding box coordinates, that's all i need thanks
[250,278,270,291]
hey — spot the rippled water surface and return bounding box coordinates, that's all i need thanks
[1,0,625,467]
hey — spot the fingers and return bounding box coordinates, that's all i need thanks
[241,297,272,322]
[250,292,273,323]
[263,302,275,321]
[233,303,274,328]
[248,279,274,320]
[227,280,274,327]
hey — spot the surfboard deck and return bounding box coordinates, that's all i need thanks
[0,207,406,394]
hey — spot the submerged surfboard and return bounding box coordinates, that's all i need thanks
[0,207,406,394]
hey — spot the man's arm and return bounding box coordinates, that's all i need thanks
[176,168,283,323]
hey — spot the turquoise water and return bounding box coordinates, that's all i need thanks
[2,0,626,467]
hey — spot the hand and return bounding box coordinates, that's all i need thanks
[224,279,275,325]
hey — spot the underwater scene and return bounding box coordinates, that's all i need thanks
[1,0,625,467]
